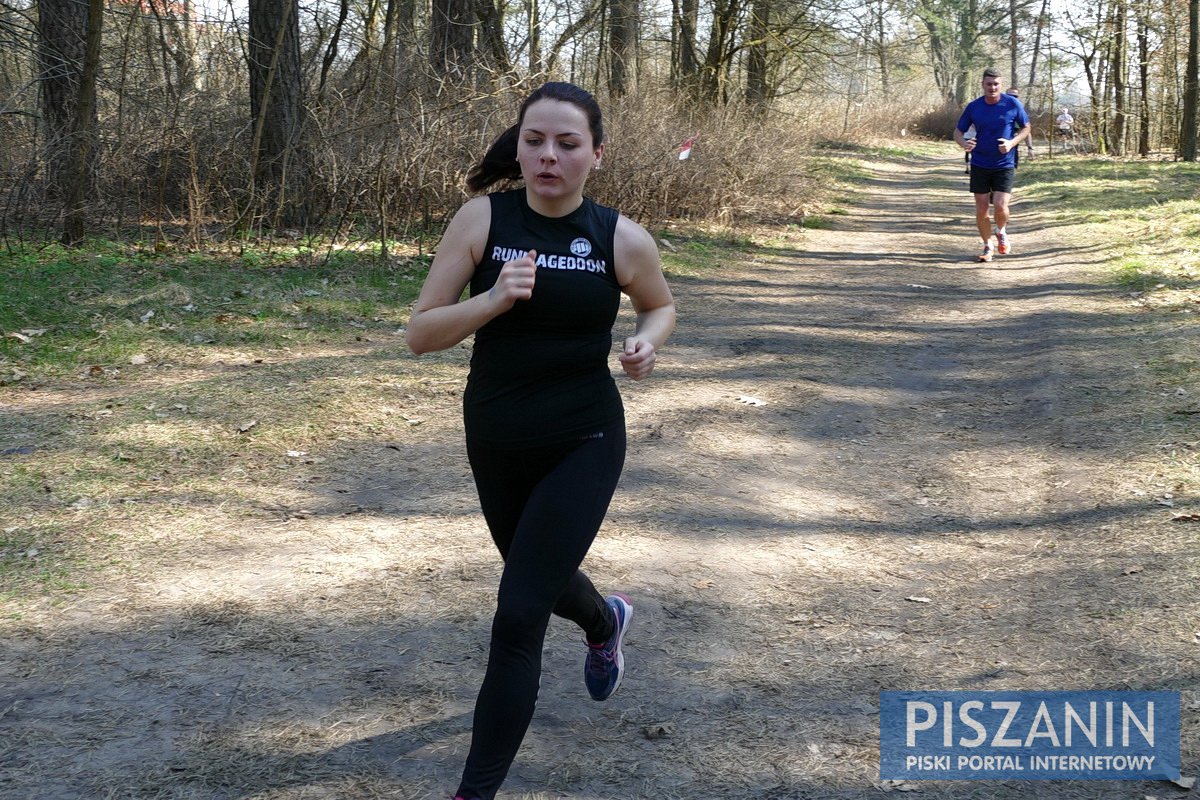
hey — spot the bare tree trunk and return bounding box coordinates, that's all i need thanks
[1137,0,1150,156]
[528,0,542,73]
[248,0,310,228]
[1183,0,1199,159]
[953,0,979,105]
[144,0,196,101]
[745,0,769,106]
[431,0,474,79]
[672,0,700,91]
[1027,0,1049,88]
[874,0,890,91]
[1098,51,1110,153]
[476,0,512,75]
[60,0,102,245]
[380,0,404,86]
[317,0,350,102]
[1009,0,1018,88]
[608,0,637,96]
[700,0,741,103]
[346,0,380,91]
[37,0,92,201]
[1111,0,1127,155]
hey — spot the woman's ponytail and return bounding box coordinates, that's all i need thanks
[466,124,522,193]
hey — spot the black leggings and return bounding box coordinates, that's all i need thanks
[456,420,626,800]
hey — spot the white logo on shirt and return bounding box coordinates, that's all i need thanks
[492,245,607,274]
[570,237,592,257]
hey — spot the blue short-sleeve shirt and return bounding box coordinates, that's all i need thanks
[957,95,1030,170]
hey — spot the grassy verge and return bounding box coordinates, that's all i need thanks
[0,239,428,380]
[1002,156,1198,509]
[0,239,433,605]
[1021,156,1200,311]
[655,147,890,275]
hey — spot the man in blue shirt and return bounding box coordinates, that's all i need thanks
[954,68,1032,262]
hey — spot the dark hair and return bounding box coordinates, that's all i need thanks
[466,82,605,193]
[982,67,1001,79]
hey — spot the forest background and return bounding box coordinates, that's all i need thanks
[4,0,1200,248]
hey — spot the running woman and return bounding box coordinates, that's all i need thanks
[406,82,676,800]
[954,68,1031,262]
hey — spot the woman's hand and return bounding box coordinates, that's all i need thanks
[619,337,657,380]
[489,249,538,311]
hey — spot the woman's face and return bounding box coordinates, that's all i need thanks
[517,99,603,209]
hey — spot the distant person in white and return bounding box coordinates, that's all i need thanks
[1056,109,1074,137]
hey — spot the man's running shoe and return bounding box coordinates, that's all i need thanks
[584,593,632,701]
[977,242,994,262]
[996,231,1011,255]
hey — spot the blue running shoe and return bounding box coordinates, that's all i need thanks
[584,593,633,701]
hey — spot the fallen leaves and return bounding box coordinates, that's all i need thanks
[1169,774,1196,789]
[6,328,47,344]
[879,779,921,792]
[641,722,673,740]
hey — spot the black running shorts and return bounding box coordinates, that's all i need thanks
[969,166,1016,195]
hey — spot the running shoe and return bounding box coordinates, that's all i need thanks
[977,242,994,262]
[584,593,633,701]
[996,231,1011,255]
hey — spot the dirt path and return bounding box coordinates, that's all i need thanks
[3,153,1196,799]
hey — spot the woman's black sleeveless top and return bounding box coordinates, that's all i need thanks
[463,189,623,446]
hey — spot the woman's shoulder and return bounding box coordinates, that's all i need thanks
[442,196,493,251]
[614,213,657,259]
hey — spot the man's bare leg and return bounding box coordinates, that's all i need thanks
[974,193,994,260]
[993,191,1012,254]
